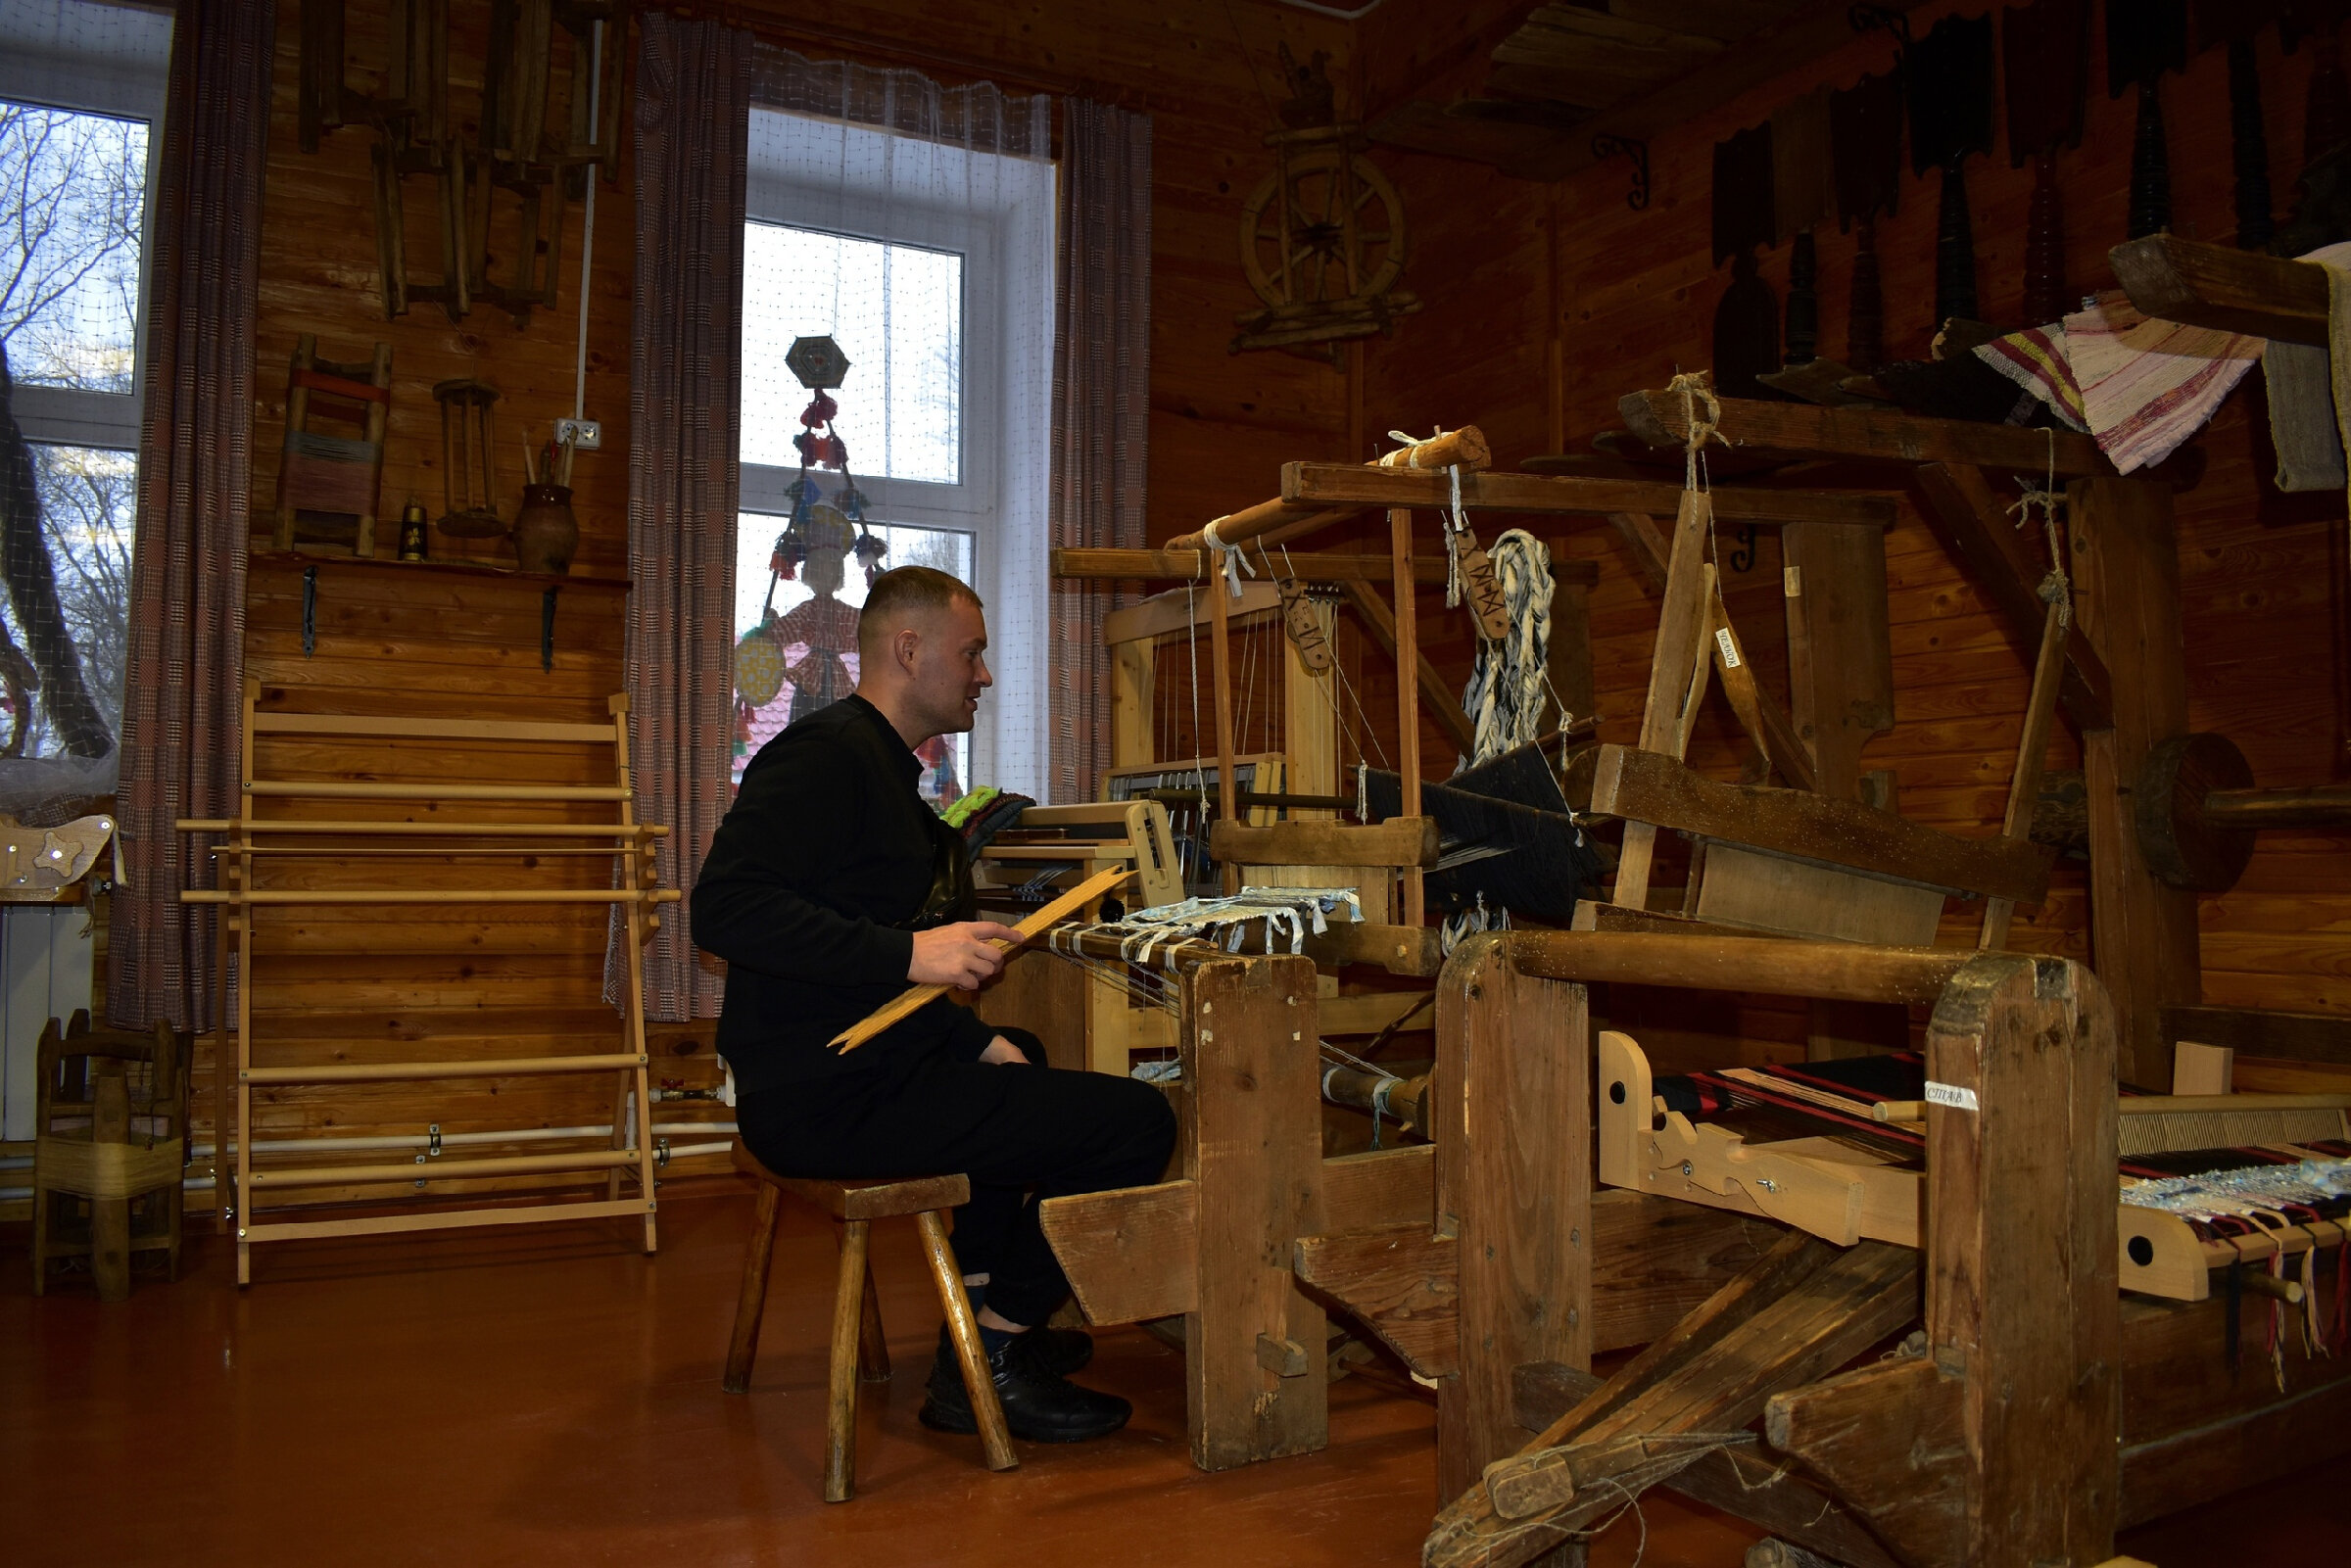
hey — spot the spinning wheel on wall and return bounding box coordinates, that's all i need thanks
[1238,138,1408,313]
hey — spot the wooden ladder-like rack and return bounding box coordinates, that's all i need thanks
[178,679,681,1284]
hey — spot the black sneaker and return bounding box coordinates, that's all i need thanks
[928,1318,1092,1377]
[918,1330,1130,1443]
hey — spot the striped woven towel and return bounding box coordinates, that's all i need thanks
[1975,323,2089,432]
[2061,290,2262,474]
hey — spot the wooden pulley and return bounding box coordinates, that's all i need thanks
[1276,579,1333,672]
[2135,732,2351,891]
[1458,543,1510,643]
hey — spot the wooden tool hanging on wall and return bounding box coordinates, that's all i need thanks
[1772,87,1834,365]
[273,335,392,557]
[2004,0,2090,325]
[1831,69,1904,374]
[2198,2,2284,250]
[472,0,626,324]
[1907,13,1995,329]
[1710,121,1779,398]
[2110,0,2189,240]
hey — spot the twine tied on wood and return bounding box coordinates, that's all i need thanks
[2008,427,2074,629]
[1665,370,1726,493]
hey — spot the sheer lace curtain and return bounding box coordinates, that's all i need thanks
[744,49,1055,800]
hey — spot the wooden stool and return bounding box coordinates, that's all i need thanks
[722,1141,1017,1500]
[30,1011,188,1300]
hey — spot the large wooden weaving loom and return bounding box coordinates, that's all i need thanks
[1280,931,2351,1566]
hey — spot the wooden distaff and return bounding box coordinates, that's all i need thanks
[831,865,1133,1054]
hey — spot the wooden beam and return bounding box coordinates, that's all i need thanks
[1506,928,1966,1004]
[1621,389,2109,476]
[1425,1236,1921,1568]
[1590,744,2055,902]
[1912,462,2113,731]
[2071,478,2200,1090]
[1512,1364,1904,1568]
[1207,817,1437,869]
[2161,1004,2351,1067]
[1433,937,1590,1497]
[1335,578,1476,757]
[1293,1222,1460,1379]
[1299,921,1445,976]
[1184,955,1326,1469]
[1282,462,1898,528]
[1054,547,1456,585]
[2108,232,2327,344]
[1103,579,1280,645]
[1765,1356,1966,1566]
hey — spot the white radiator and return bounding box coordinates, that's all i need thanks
[0,904,96,1140]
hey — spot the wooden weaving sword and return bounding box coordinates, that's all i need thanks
[831,864,1135,1053]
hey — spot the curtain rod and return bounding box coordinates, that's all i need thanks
[646,3,1200,117]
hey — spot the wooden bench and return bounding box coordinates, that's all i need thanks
[722,1141,1015,1500]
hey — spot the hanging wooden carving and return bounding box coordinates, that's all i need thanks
[1231,47,1420,363]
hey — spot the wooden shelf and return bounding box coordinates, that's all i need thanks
[2108,233,2328,345]
[249,550,630,592]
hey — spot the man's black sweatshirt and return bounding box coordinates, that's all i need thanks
[692,693,995,1095]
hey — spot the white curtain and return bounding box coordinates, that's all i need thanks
[744,48,1055,801]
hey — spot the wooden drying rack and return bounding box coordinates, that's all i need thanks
[177,680,681,1284]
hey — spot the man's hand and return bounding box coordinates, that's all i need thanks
[908,921,1024,990]
[979,1034,1029,1066]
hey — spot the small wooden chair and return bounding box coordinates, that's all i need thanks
[722,1141,1017,1500]
[30,1011,188,1301]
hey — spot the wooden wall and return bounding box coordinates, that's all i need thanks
[183,0,1362,1214]
[1337,1,2351,1060]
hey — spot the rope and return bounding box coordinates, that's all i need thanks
[1666,370,1725,493]
[1201,520,1255,598]
[2007,428,2073,629]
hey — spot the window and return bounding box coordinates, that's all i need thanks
[0,0,171,782]
[734,100,1053,804]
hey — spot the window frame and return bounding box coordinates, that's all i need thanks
[0,2,172,454]
[739,105,1047,791]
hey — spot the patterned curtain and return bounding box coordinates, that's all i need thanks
[615,11,753,1021]
[1048,100,1152,803]
[109,0,273,1030]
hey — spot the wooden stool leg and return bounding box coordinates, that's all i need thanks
[721,1184,782,1396]
[824,1218,871,1503]
[856,1255,890,1383]
[917,1209,1017,1473]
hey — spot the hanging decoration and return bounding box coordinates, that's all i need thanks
[734,336,889,730]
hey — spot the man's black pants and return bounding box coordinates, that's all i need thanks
[735,1031,1176,1327]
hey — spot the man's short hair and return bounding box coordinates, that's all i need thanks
[858,565,983,660]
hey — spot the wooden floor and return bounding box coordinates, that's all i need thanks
[3,1188,2344,1567]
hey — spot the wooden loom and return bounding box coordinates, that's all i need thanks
[1294,932,2351,1568]
[176,680,679,1284]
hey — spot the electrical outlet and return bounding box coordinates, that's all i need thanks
[555,417,602,450]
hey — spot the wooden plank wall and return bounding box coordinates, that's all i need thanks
[1334,2,2351,1067]
[157,1,1362,1209]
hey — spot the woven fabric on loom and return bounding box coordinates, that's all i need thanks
[2060,289,2263,473]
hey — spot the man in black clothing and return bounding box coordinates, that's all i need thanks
[693,565,1175,1445]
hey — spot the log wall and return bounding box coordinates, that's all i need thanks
[172,0,1358,1215]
